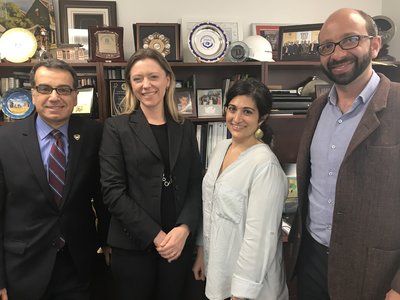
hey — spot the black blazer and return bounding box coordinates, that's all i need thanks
[0,114,109,300]
[100,109,202,250]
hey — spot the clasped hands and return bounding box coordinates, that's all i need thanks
[154,224,189,263]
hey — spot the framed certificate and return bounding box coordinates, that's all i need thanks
[73,86,94,115]
[88,26,124,62]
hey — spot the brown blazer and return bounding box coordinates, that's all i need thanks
[288,73,400,299]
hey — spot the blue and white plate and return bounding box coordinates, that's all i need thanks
[188,22,228,63]
[2,88,34,119]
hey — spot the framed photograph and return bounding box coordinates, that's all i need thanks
[197,88,223,118]
[88,26,124,62]
[252,24,281,60]
[279,23,323,61]
[0,0,57,51]
[73,86,94,114]
[58,0,117,55]
[109,79,127,116]
[315,84,332,98]
[174,88,196,117]
[133,23,181,61]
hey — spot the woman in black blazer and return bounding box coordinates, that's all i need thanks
[99,48,202,300]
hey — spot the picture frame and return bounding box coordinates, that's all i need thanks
[197,88,223,118]
[88,26,124,62]
[58,0,117,54]
[279,23,323,61]
[133,23,181,61]
[315,84,332,98]
[252,24,281,61]
[72,86,94,115]
[174,88,196,117]
[109,79,127,116]
[0,0,57,51]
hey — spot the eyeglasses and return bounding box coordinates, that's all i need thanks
[35,85,75,96]
[317,35,374,56]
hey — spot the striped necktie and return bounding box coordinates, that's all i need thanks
[48,129,66,207]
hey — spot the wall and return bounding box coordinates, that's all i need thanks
[53,0,388,61]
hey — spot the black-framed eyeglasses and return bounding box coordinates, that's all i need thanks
[317,35,374,56]
[35,85,75,96]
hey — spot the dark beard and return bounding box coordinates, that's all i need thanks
[321,50,371,85]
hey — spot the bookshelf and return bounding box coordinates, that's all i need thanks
[1,60,399,165]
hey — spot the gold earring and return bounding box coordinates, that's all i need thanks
[255,128,264,140]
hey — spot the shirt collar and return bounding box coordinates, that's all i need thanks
[327,70,381,106]
[36,115,69,141]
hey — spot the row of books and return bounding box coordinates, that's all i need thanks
[195,121,230,169]
[105,68,125,80]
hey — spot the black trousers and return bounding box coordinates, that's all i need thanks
[40,247,90,300]
[111,242,194,300]
[297,230,330,300]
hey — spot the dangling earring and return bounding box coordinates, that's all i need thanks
[255,128,264,140]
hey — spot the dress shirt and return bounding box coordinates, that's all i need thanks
[307,71,380,247]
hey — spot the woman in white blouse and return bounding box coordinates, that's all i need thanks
[193,78,289,300]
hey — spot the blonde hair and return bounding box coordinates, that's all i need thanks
[121,48,183,123]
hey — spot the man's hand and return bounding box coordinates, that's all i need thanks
[192,246,205,281]
[156,224,190,262]
[386,289,400,300]
[0,288,8,300]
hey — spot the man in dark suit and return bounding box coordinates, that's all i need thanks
[0,59,109,300]
[288,8,400,300]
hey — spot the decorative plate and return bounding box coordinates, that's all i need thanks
[143,32,171,57]
[1,88,34,119]
[188,22,228,63]
[0,28,37,63]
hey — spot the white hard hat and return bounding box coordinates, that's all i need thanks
[243,35,274,62]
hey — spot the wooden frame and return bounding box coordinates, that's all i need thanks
[279,23,323,61]
[88,26,124,62]
[133,23,181,61]
[58,0,117,52]
[174,88,196,117]
[196,88,223,118]
[252,24,281,61]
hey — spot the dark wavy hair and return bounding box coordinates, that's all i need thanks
[225,77,274,145]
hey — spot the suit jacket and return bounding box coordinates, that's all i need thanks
[0,114,109,300]
[288,73,400,299]
[100,109,202,250]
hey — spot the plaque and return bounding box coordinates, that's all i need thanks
[109,80,127,116]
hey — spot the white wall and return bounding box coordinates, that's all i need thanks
[54,0,388,61]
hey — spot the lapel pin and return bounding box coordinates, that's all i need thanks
[73,134,80,141]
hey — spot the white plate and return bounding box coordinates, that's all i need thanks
[188,22,228,63]
[0,28,37,63]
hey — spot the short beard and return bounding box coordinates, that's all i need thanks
[321,50,372,85]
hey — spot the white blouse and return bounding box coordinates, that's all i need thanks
[201,139,289,300]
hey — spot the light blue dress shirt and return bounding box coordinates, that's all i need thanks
[307,71,380,247]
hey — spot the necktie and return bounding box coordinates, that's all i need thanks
[48,129,66,207]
